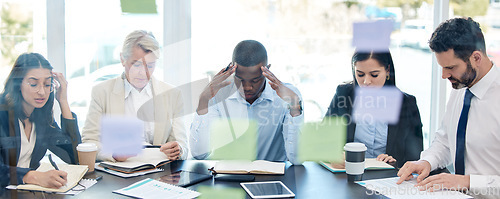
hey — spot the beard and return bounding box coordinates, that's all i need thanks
[449,60,477,89]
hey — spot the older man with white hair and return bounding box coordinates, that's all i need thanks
[82,30,188,162]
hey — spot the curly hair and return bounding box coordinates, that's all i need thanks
[429,17,486,62]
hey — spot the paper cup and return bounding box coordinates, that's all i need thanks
[77,143,98,172]
[344,142,367,182]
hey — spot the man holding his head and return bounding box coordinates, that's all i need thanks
[190,40,303,164]
[82,30,188,162]
[397,17,500,195]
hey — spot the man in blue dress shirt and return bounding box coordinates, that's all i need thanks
[190,40,303,165]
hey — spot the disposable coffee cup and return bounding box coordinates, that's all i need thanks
[344,142,367,182]
[77,143,98,172]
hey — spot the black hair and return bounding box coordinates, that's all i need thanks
[429,17,486,62]
[232,40,268,67]
[351,49,396,86]
[1,53,54,125]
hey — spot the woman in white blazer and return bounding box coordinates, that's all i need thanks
[81,30,188,162]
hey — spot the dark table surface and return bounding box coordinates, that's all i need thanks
[1,160,398,198]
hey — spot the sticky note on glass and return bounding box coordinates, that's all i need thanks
[352,86,403,124]
[198,186,245,199]
[101,115,144,156]
[120,0,157,14]
[352,20,394,52]
[298,117,347,162]
[209,119,257,160]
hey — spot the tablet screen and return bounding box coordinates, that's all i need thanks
[240,181,295,198]
[156,171,212,187]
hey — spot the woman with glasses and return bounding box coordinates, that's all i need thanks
[0,53,81,189]
[325,49,423,168]
[82,30,188,162]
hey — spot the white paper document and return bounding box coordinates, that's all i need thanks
[357,176,472,199]
[113,178,200,199]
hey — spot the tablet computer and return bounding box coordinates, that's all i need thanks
[240,181,295,198]
[156,170,212,187]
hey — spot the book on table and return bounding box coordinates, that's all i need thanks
[320,158,394,173]
[212,160,285,175]
[16,163,88,193]
[99,148,171,174]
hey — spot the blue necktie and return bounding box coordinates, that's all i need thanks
[455,89,473,175]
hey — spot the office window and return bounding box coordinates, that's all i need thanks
[65,0,164,128]
[192,0,435,147]
[0,0,46,88]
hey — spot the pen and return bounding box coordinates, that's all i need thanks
[144,145,161,148]
[49,154,67,185]
[48,154,59,170]
[223,62,232,72]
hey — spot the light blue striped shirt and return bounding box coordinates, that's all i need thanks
[190,80,303,164]
[354,121,388,158]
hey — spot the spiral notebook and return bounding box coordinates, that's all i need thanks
[113,178,200,199]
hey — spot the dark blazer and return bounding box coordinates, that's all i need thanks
[0,109,81,188]
[325,83,423,168]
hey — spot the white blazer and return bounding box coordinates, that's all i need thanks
[81,74,188,161]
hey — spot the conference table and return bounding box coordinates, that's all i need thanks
[2,160,399,198]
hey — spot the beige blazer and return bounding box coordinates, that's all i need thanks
[81,75,188,161]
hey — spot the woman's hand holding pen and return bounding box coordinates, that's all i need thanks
[197,63,236,115]
[23,170,68,188]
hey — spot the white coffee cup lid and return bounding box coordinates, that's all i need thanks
[77,143,98,152]
[344,142,367,152]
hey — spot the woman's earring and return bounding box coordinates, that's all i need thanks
[386,75,390,80]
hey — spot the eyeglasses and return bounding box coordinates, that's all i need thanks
[24,78,58,93]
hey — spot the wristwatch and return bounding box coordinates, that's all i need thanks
[288,100,303,115]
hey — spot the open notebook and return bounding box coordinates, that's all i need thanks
[99,148,171,173]
[212,160,285,175]
[320,158,394,173]
[17,163,88,193]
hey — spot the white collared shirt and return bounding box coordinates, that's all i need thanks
[420,65,500,194]
[124,79,155,144]
[17,120,36,168]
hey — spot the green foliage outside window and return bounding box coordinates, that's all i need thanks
[0,2,33,68]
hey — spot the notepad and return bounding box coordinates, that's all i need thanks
[99,148,171,174]
[320,158,394,173]
[113,178,200,199]
[16,163,88,193]
[212,160,285,175]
